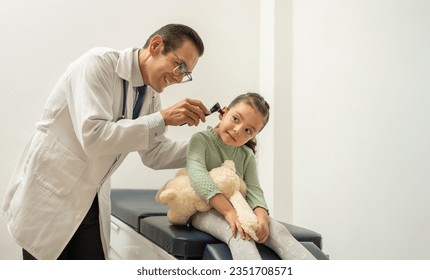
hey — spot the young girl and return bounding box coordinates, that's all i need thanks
[187,92,316,260]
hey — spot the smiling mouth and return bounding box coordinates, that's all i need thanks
[164,75,176,86]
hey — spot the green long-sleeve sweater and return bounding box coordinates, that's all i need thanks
[186,126,268,211]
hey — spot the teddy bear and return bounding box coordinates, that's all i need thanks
[155,160,259,241]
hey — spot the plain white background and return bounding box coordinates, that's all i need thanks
[1,0,429,260]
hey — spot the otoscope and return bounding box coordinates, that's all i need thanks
[206,102,221,116]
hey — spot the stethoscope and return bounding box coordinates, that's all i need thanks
[117,79,128,121]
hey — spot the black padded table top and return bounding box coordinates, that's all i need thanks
[139,216,219,259]
[111,189,168,230]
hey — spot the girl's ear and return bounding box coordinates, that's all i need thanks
[218,107,228,120]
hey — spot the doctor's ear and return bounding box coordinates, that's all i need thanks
[149,35,163,54]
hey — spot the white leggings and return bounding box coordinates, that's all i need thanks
[191,209,316,260]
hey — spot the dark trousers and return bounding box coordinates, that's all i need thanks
[23,195,105,260]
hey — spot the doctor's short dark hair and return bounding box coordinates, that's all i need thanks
[143,23,204,57]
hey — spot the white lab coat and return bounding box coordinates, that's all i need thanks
[2,47,187,259]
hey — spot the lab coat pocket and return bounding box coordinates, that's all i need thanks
[35,139,87,195]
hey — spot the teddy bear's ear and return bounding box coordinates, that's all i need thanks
[222,160,236,171]
[156,188,177,204]
[155,181,169,202]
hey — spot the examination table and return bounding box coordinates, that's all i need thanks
[109,189,328,260]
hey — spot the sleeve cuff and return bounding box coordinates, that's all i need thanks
[250,203,269,211]
[146,112,166,137]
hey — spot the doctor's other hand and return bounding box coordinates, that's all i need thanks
[160,98,210,126]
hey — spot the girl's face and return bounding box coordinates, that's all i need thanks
[214,102,265,147]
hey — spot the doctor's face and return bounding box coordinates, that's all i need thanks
[144,37,199,93]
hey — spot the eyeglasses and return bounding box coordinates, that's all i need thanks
[172,51,193,83]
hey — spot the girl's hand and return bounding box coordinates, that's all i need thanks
[254,207,270,243]
[224,209,247,240]
[255,218,269,243]
[209,194,248,240]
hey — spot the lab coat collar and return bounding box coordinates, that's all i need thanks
[115,47,145,87]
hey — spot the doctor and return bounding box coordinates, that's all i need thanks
[2,23,209,260]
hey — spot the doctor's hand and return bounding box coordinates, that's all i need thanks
[160,98,210,126]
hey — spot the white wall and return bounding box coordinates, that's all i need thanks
[292,0,430,259]
[259,0,294,223]
[0,0,261,259]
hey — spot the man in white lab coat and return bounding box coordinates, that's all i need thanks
[2,23,209,260]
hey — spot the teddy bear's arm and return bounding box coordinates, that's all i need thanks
[229,191,259,241]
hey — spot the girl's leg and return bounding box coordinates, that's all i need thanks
[191,209,262,260]
[264,218,316,260]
